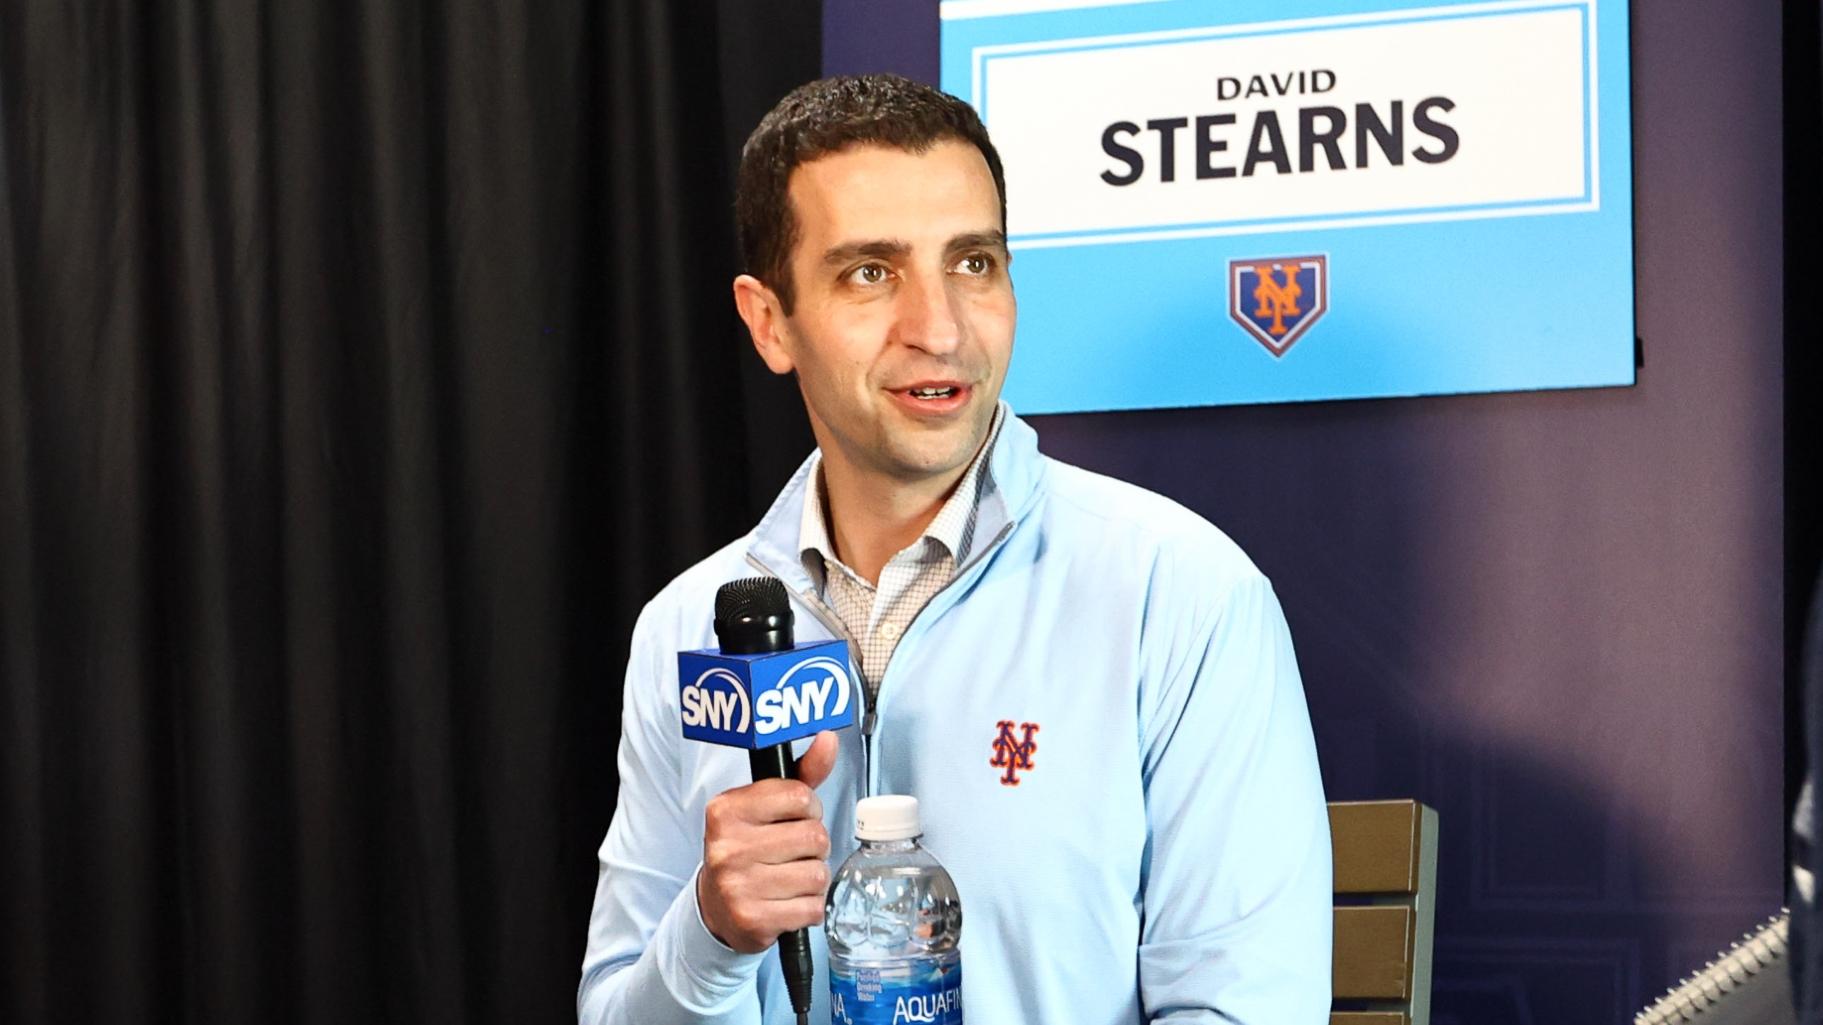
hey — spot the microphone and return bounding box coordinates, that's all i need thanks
[678,577,856,1025]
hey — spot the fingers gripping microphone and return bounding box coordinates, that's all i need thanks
[679,578,857,1025]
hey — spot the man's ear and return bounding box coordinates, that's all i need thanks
[732,275,795,376]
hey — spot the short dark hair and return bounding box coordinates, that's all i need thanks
[735,74,1007,315]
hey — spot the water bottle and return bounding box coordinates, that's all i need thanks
[824,795,964,1025]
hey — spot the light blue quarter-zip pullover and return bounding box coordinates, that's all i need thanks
[579,410,1332,1024]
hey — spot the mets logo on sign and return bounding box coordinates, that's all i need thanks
[1228,255,1329,357]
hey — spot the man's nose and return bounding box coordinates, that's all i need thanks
[892,271,964,356]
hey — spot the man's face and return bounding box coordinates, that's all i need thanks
[746,140,1015,488]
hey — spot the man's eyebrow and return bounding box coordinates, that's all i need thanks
[820,231,1009,267]
[821,239,911,266]
[945,230,1009,254]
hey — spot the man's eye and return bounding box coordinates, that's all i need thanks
[849,264,888,285]
[955,253,994,275]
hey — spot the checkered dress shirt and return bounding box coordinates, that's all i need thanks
[799,409,1004,689]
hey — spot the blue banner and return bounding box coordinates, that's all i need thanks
[941,0,1635,411]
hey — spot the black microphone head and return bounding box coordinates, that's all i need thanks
[714,577,794,654]
[715,576,789,622]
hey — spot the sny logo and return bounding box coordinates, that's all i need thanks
[1228,255,1328,357]
[679,654,851,737]
[756,655,850,735]
[680,667,750,733]
[989,720,1039,786]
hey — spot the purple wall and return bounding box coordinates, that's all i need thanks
[825,2,1786,1021]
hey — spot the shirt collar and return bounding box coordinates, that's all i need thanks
[798,405,1006,579]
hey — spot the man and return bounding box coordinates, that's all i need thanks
[579,74,1331,1024]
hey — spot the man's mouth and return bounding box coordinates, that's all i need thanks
[890,381,972,413]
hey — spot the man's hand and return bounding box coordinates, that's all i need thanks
[697,730,840,953]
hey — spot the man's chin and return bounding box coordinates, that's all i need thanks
[880,431,990,485]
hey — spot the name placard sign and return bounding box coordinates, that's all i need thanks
[941,0,1635,412]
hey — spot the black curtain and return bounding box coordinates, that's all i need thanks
[1790,0,1823,823]
[0,2,817,1022]
[1789,0,1823,1017]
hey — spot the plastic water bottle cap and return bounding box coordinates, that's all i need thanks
[855,795,921,841]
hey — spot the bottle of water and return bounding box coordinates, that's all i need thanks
[825,795,964,1025]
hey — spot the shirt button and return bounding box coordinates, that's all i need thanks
[879,621,902,642]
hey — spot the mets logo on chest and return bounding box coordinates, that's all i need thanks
[989,720,1040,786]
[1228,254,1329,357]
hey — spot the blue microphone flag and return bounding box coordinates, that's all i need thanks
[678,640,856,748]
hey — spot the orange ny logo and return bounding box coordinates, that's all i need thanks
[1249,262,1304,338]
[989,720,1040,786]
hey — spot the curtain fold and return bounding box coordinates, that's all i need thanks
[0,1,820,1022]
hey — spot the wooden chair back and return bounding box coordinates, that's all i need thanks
[1329,800,1439,1025]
